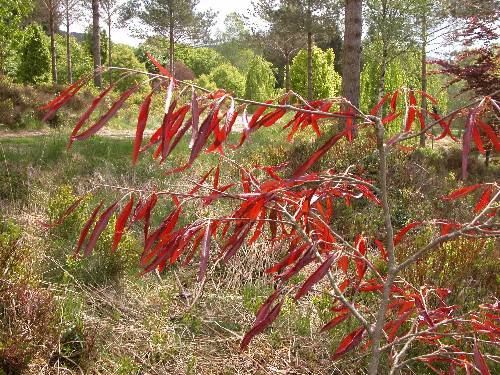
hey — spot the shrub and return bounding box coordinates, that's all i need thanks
[209,63,245,97]
[16,23,50,84]
[245,55,277,102]
[290,47,341,99]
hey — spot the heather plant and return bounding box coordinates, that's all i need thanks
[39,54,500,374]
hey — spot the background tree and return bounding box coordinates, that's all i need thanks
[39,0,62,83]
[245,55,277,101]
[341,0,362,128]
[61,0,82,83]
[121,0,216,74]
[91,0,102,87]
[0,0,33,74]
[290,46,341,99]
[209,63,245,97]
[84,25,108,66]
[100,0,120,85]
[107,43,147,91]
[16,23,51,84]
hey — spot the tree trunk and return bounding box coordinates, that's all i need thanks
[169,6,175,75]
[65,9,72,83]
[307,31,313,100]
[341,0,362,135]
[92,0,102,88]
[420,13,427,147]
[108,19,112,86]
[285,54,290,92]
[49,10,58,83]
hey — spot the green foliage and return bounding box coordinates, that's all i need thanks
[175,44,227,77]
[195,74,217,92]
[83,26,108,65]
[55,34,93,84]
[290,47,341,99]
[360,41,448,114]
[245,55,277,101]
[209,64,245,97]
[106,44,147,92]
[16,23,50,84]
[0,0,33,69]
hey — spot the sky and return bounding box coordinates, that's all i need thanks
[73,0,255,47]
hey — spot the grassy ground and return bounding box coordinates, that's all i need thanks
[0,114,498,374]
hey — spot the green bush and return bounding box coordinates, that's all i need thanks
[106,43,148,93]
[290,46,341,100]
[245,55,277,102]
[16,23,50,84]
[209,63,245,97]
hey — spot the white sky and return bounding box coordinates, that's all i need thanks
[72,0,255,46]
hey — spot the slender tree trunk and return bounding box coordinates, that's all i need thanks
[285,54,290,92]
[420,13,427,147]
[49,10,58,83]
[168,6,175,74]
[92,0,102,88]
[65,9,72,83]
[108,18,112,86]
[341,0,362,135]
[307,31,313,100]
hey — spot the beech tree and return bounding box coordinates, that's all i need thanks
[40,52,500,374]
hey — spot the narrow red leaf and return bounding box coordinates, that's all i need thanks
[390,90,399,112]
[442,184,483,200]
[240,300,283,351]
[84,201,119,257]
[146,52,174,79]
[370,92,391,115]
[476,119,500,152]
[472,125,485,154]
[331,327,365,360]
[374,239,388,260]
[394,222,423,245]
[292,131,346,177]
[321,313,349,332]
[294,253,337,300]
[74,85,141,141]
[75,201,103,256]
[473,339,491,375]
[40,75,87,111]
[462,111,474,179]
[198,221,212,282]
[40,196,84,228]
[382,111,401,125]
[112,195,135,252]
[474,187,493,213]
[133,91,154,164]
[405,90,417,131]
[189,87,199,149]
[69,86,113,148]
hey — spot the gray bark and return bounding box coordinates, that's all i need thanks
[420,13,427,147]
[65,7,72,83]
[49,10,58,83]
[169,5,175,74]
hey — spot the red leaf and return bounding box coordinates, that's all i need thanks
[189,167,214,195]
[382,111,401,125]
[472,125,485,154]
[40,75,87,111]
[294,253,337,300]
[75,201,103,256]
[474,187,493,213]
[390,90,399,112]
[292,131,346,177]
[442,184,483,200]
[338,255,349,273]
[394,222,423,245]
[189,88,199,149]
[321,312,349,332]
[240,300,283,351]
[84,201,119,257]
[146,52,174,79]
[370,92,391,115]
[331,327,365,360]
[74,85,141,141]
[418,90,439,105]
[69,86,113,148]
[405,90,417,131]
[40,196,84,228]
[198,221,212,282]
[462,111,475,179]
[133,91,154,164]
[112,195,135,252]
[473,339,491,375]
[374,239,388,260]
[476,119,500,152]
[134,193,158,222]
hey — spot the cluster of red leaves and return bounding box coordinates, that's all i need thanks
[39,55,500,372]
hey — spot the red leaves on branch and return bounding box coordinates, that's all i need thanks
[294,253,337,300]
[133,91,154,164]
[473,339,491,375]
[331,327,365,360]
[112,195,135,252]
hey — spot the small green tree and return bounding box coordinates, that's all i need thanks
[16,23,50,84]
[245,55,276,102]
[175,45,227,77]
[106,44,148,92]
[290,46,341,99]
[195,74,217,91]
[55,34,93,85]
[84,26,108,66]
[209,64,245,97]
